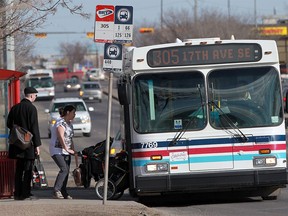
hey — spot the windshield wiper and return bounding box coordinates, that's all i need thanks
[169,84,205,146]
[208,101,248,142]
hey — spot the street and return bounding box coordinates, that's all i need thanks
[30,79,288,216]
[35,79,120,187]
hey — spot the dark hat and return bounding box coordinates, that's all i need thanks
[24,87,38,94]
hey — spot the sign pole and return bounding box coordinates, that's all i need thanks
[103,71,113,204]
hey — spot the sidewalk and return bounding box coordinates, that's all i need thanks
[0,187,166,216]
[0,85,167,216]
[0,172,166,216]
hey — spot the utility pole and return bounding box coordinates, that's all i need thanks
[5,0,15,70]
[194,0,198,23]
[160,0,163,30]
[227,0,231,21]
[254,0,257,28]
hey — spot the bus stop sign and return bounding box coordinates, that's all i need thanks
[94,5,115,43]
[94,5,133,44]
[103,43,123,72]
[114,6,133,43]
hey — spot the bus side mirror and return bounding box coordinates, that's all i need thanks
[117,82,130,105]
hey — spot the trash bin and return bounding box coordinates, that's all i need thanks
[0,151,15,198]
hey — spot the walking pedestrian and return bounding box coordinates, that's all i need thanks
[49,104,76,199]
[7,87,42,200]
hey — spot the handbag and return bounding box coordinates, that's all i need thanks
[32,156,48,189]
[73,154,83,186]
[9,125,33,150]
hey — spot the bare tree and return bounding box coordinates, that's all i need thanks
[0,0,90,69]
[59,41,88,71]
[133,8,258,47]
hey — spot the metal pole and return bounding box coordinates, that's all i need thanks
[103,72,113,204]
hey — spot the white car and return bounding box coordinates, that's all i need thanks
[86,68,105,81]
[45,97,94,137]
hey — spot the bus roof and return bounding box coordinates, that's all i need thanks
[26,69,53,78]
[124,38,279,73]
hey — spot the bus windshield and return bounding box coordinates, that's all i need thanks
[208,66,283,128]
[133,67,283,133]
[27,77,54,88]
[133,72,206,133]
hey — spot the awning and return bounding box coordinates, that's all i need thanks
[0,69,26,80]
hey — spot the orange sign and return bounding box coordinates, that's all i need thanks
[86,32,94,38]
[34,33,47,38]
[258,27,287,36]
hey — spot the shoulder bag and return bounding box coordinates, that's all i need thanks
[9,125,33,150]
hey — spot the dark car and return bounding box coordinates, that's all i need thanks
[63,78,81,92]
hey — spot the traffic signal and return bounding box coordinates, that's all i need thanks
[34,33,47,38]
[139,28,154,33]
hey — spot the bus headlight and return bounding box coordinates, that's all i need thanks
[146,163,169,172]
[253,156,277,167]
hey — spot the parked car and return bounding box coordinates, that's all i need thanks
[80,81,102,102]
[44,97,94,137]
[63,78,81,92]
[85,68,105,81]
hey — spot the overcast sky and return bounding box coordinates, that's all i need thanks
[33,0,288,56]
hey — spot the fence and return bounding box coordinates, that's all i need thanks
[0,151,15,198]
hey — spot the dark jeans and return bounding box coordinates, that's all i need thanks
[14,158,33,199]
[52,154,71,196]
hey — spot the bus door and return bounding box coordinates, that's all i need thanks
[167,140,189,174]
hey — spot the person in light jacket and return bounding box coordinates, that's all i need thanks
[49,104,76,199]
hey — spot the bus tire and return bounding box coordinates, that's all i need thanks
[261,188,281,200]
[129,188,137,198]
[112,190,124,200]
[262,195,277,200]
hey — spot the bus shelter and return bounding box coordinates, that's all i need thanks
[0,69,26,198]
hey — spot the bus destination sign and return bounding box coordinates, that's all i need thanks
[147,43,262,67]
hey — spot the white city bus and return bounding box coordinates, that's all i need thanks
[25,69,55,100]
[117,37,288,200]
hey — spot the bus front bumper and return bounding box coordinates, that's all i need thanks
[134,168,288,195]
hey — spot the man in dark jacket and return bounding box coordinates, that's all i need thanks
[7,87,42,200]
